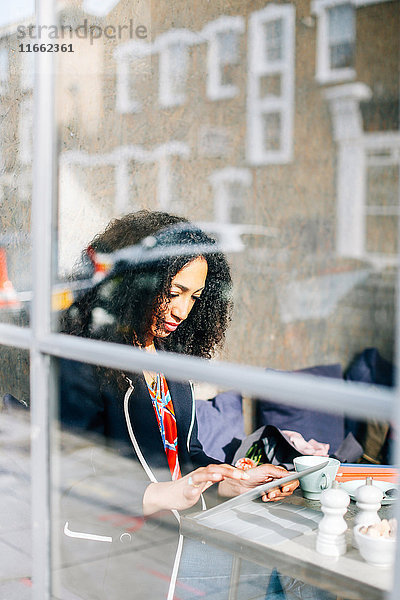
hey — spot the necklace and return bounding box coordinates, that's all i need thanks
[144,370,158,390]
[143,341,158,389]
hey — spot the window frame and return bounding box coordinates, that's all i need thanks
[363,132,400,266]
[312,0,356,84]
[154,29,200,108]
[312,0,395,85]
[114,40,154,113]
[209,167,252,223]
[0,2,399,600]
[202,15,245,101]
[246,4,295,165]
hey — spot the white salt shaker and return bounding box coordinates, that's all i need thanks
[316,481,350,557]
[353,477,383,547]
[354,477,383,527]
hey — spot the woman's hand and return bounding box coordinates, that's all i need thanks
[218,464,298,502]
[143,464,250,515]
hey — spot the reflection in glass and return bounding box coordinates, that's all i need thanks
[328,4,355,70]
[217,29,239,88]
[0,2,34,327]
[262,112,281,151]
[0,344,31,598]
[53,1,398,378]
[264,19,283,62]
[54,345,396,599]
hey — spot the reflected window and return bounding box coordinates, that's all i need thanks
[328,4,355,70]
[0,47,8,94]
[156,30,200,108]
[209,167,252,224]
[217,30,239,87]
[18,98,33,164]
[262,112,281,152]
[247,4,295,165]
[264,18,283,62]
[365,160,399,264]
[313,0,356,83]
[114,41,153,113]
[20,50,34,91]
[203,16,244,101]
[159,40,190,107]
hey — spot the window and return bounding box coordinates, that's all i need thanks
[328,4,355,69]
[115,30,199,112]
[151,141,190,211]
[209,167,252,224]
[2,3,399,599]
[312,0,356,83]
[160,41,188,105]
[364,136,400,266]
[0,47,9,94]
[246,4,295,165]
[202,16,244,101]
[19,98,33,164]
[114,41,154,113]
[324,83,399,266]
[156,29,199,107]
[20,49,34,91]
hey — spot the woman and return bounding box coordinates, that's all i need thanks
[59,210,323,600]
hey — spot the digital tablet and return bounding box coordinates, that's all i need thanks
[203,460,329,516]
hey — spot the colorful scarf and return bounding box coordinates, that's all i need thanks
[147,373,181,480]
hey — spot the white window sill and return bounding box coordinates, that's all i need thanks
[315,68,356,85]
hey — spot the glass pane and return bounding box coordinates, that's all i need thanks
[328,4,355,69]
[53,357,397,598]
[260,73,281,98]
[329,40,354,69]
[366,164,399,207]
[53,1,398,385]
[366,215,398,254]
[168,42,188,98]
[264,19,283,62]
[217,30,240,87]
[0,2,35,327]
[0,343,31,599]
[328,4,354,44]
[262,112,281,151]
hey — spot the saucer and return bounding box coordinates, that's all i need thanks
[339,479,398,505]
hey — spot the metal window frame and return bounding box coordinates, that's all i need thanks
[0,1,398,599]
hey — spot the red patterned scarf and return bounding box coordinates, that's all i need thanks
[146,373,181,480]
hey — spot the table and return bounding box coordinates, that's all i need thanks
[180,490,395,600]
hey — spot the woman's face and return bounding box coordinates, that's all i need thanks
[149,256,208,342]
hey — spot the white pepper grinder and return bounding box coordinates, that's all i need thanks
[354,477,383,527]
[316,481,350,557]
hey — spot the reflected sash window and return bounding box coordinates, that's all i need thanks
[328,4,355,70]
[203,16,244,101]
[157,30,199,107]
[247,4,295,165]
[0,47,9,95]
[313,0,356,84]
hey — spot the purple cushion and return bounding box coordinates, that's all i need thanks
[196,391,245,463]
[256,364,345,455]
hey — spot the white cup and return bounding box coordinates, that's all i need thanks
[293,455,340,500]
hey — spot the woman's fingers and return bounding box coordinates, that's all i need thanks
[188,464,250,488]
[261,485,297,502]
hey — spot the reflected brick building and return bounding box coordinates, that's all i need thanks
[0,0,399,379]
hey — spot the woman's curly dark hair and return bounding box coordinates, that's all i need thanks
[61,210,233,359]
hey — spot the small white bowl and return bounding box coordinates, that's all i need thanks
[353,524,396,567]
